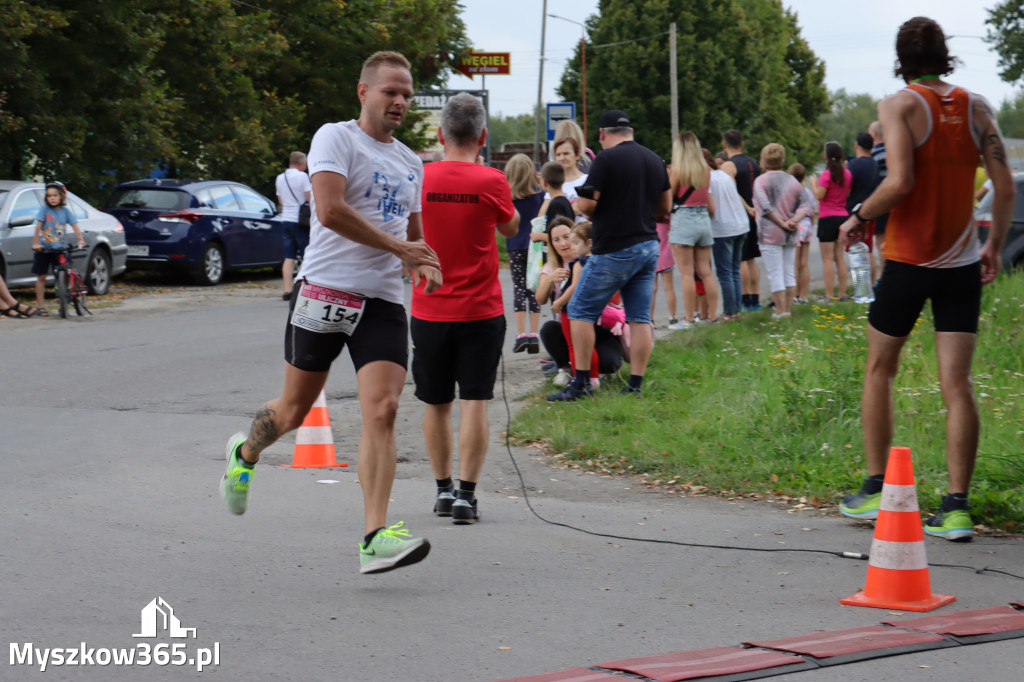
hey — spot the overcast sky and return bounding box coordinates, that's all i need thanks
[447,0,1018,117]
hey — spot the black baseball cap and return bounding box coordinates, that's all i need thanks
[598,109,632,129]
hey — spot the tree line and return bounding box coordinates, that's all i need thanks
[0,0,469,203]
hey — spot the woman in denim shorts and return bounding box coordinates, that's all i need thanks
[668,131,720,325]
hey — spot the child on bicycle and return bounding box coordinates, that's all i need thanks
[32,181,85,316]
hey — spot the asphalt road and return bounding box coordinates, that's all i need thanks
[1,267,1021,681]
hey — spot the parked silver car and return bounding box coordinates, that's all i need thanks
[0,181,128,295]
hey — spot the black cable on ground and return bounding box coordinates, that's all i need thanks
[498,353,1024,582]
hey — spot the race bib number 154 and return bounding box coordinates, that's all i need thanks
[290,282,365,335]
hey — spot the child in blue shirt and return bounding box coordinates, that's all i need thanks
[32,182,86,315]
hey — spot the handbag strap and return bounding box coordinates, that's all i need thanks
[282,171,304,204]
[672,185,696,212]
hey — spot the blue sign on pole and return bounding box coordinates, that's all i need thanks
[546,103,576,141]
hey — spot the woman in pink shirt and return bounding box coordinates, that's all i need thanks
[812,141,852,300]
[668,131,719,326]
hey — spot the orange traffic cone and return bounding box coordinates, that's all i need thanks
[281,389,347,468]
[841,446,954,612]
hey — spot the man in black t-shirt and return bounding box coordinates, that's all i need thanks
[847,132,878,210]
[722,129,762,310]
[547,109,672,401]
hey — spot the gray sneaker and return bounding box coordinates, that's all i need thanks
[433,489,456,516]
[452,498,479,524]
[220,432,253,515]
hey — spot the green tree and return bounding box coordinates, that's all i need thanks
[819,89,879,159]
[987,1,1024,84]
[0,0,469,203]
[488,110,540,151]
[997,89,1024,138]
[0,0,179,199]
[556,0,827,166]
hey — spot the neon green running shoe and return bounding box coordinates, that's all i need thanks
[839,491,881,519]
[924,508,973,542]
[359,521,431,575]
[220,432,253,515]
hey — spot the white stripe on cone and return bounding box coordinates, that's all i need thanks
[310,390,327,409]
[867,538,929,571]
[879,483,920,512]
[296,425,332,444]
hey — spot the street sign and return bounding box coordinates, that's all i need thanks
[453,50,511,79]
[546,103,576,141]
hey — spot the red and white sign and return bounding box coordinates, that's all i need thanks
[454,51,511,79]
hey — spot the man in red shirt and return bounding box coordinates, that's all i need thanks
[413,93,520,524]
[838,17,1014,541]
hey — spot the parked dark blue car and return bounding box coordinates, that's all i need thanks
[103,179,283,285]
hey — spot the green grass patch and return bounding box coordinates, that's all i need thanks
[511,272,1024,533]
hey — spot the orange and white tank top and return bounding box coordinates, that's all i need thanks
[884,83,981,268]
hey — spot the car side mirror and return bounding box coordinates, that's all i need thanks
[9,215,35,228]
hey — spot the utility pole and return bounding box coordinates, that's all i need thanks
[670,22,678,141]
[533,0,548,167]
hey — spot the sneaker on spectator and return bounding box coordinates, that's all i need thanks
[553,369,571,386]
[589,377,600,390]
[546,381,594,402]
[512,334,530,353]
[666,316,679,328]
[527,333,540,354]
[667,320,692,331]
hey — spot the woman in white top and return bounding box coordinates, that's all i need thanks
[551,136,588,217]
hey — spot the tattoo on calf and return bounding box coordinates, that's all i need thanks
[246,405,279,457]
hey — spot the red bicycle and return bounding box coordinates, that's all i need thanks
[46,246,92,319]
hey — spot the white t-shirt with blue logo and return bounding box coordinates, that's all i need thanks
[35,205,77,250]
[300,120,423,305]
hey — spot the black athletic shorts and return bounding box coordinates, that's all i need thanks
[741,219,760,260]
[410,314,505,404]
[284,282,409,373]
[817,215,846,243]
[868,260,982,338]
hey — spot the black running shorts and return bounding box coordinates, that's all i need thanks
[868,260,982,338]
[284,283,409,373]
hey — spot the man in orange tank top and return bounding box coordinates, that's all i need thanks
[835,17,1014,542]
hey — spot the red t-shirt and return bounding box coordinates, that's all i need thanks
[413,161,516,321]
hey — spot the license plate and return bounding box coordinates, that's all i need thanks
[127,245,149,256]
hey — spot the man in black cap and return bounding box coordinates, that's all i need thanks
[547,109,672,401]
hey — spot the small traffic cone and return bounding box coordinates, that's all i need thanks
[281,389,347,468]
[841,446,955,612]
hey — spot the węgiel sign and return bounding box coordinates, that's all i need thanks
[453,50,511,79]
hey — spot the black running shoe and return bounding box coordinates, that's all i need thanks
[452,498,479,524]
[434,489,456,516]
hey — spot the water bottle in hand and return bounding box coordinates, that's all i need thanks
[847,241,874,303]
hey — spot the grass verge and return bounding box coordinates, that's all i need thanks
[511,272,1024,534]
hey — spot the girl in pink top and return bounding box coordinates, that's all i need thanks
[812,141,852,299]
[667,131,719,325]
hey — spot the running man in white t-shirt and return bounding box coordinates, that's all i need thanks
[218,51,443,575]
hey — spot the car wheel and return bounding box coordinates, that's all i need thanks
[85,248,112,295]
[195,242,224,285]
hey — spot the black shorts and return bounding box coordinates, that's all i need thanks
[31,251,62,275]
[411,315,505,404]
[868,260,982,338]
[817,215,846,243]
[283,282,409,373]
[741,218,760,260]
